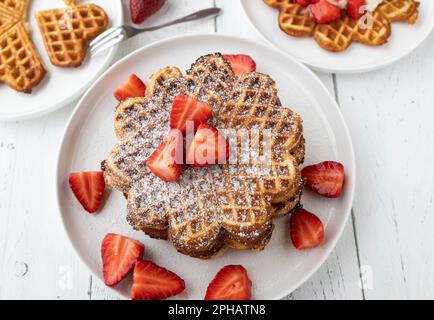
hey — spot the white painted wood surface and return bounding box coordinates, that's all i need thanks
[0,0,432,299]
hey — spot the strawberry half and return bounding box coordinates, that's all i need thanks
[114,74,146,101]
[186,123,229,166]
[301,161,345,198]
[69,171,105,213]
[223,54,256,75]
[131,260,185,300]
[310,0,342,24]
[170,95,213,134]
[347,0,367,20]
[205,265,252,300]
[146,130,184,182]
[101,233,144,286]
[130,0,165,24]
[290,208,325,250]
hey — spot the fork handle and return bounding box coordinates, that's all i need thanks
[126,8,222,36]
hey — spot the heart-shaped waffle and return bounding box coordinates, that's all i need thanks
[102,54,305,259]
[264,0,419,52]
[0,0,46,92]
[35,3,108,67]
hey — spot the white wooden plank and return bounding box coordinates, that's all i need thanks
[335,32,434,299]
[0,106,91,299]
[289,74,363,300]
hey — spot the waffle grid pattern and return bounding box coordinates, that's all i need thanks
[103,54,305,259]
[0,0,45,92]
[35,4,108,67]
[264,0,419,52]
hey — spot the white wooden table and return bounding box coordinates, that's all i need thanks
[1,0,433,300]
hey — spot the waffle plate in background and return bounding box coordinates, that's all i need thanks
[56,34,355,299]
[0,0,122,120]
[241,0,434,73]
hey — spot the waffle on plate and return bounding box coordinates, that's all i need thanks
[35,3,108,68]
[0,0,45,92]
[102,53,305,259]
[263,0,420,52]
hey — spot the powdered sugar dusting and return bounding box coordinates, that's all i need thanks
[102,53,305,257]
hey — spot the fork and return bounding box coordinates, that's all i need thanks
[89,7,222,56]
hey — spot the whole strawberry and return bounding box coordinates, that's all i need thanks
[130,0,166,24]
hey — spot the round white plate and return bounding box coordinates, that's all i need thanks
[241,0,434,73]
[0,0,123,121]
[56,34,356,300]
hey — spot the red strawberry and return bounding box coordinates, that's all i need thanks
[114,74,146,101]
[186,123,229,166]
[290,208,325,250]
[223,54,256,75]
[146,130,183,182]
[101,233,144,286]
[205,265,252,300]
[69,171,105,213]
[130,0,165,24]
[309,0,342,24]
[295,0,320,7]
[170,95,213,134]
[131,260,185,300]
[301,161,345,198]
[347,0,367,19]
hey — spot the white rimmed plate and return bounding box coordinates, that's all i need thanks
[56,34,356,300]
[241,0,434,73]
[0,0,123,121]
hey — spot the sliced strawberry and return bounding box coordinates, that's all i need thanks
[170,95,213,134]
[205,265,252,300]
[69,171,105,213]
[101,233,144,286]
[295,0,320,7]
[223,54,256,75]
[186,123,229,166]
[146,130,183,182]
[131,260,185,300]
[301,161,345,198]
[347,0,367,19]
[114,74,146,101]
[309,0,342,24]
[130,0,165,24]
[290,208,325,250]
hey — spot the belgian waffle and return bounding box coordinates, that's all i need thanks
[264,0,419,52]
[0,0,46,92]
[35,3,108,67]
[102,54,305,259]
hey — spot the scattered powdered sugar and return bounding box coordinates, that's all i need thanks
[105,53,304,254]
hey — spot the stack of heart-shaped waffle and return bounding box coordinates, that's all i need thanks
[102,54,305,259]
[0,0,45,92]
[264,0,419,52]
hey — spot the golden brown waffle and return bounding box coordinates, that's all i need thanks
[263,0,419,52]
[35,3,108,68]
[0,0,46,92]
[0,22,45,92]
[0,12,15,35]
[102,54,305,259]
[146,66,182,97]
[0,0,29,20]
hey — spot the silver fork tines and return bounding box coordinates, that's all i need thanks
[89,7,222,57]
